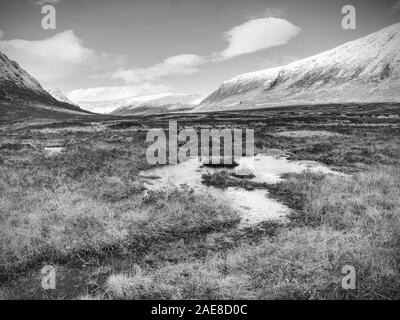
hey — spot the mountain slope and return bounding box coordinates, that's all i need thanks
[0,51,91,121]
[194,23,400,112]
[111,93,203,115]
[74,93,178,115]
[71,93,203,115]
[46,88,78,106]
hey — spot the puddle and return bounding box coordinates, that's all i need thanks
[140,154,339,228]
[246,154,337,183]
[44,146,64,156]
[221,188,289,227]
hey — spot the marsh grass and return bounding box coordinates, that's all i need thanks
[1,118,400,300]
[0,136,239,275]
[96,166,400,300]
[201,170,267,190]
[0,182,238,273]
[255,127,400,172]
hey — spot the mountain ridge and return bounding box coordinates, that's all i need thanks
[71,93,203,115]
[194,23,400,112]
[0,51,91,121]
[46,88,78,106]
[111,93,203,115]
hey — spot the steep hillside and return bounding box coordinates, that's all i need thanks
[194,23,400,112]
[0,51,91,121]
[46,88,78,106]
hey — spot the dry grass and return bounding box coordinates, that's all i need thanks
[0,140,239,274]
[94,223,399,299]
[89,166,400,300]
[0,183,238,272]
[1,119,400,300]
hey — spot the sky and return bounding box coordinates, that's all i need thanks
[0,0,399,112]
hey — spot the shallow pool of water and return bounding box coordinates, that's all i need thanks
[140,154,338,228]
[44,146,64,156]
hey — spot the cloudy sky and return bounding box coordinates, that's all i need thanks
[0,0,399,111]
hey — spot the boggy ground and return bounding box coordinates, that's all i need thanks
[0,102,399,300]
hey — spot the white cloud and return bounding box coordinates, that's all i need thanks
[84,54,206,108]
[31,0,60,6]
[0,30,125,84]
[110,54,206,83]
[68,84,170,103]
[216,17,301,60]
[390,0,400,13]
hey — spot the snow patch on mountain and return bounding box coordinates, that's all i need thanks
[74,93,203,114]
[46,88,78,106]
[111,93,204,115]
[46,88,77,105]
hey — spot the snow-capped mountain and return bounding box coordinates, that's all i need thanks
[75,93,178,114]
[0,51,49,99]
[0,51,90,120]
[74,99,129,114]
[46,88,77,106]
[194,23,400,112]
[111,93,203,115]
[74,93,203,115]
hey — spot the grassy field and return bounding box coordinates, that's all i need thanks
[0,103,399,299]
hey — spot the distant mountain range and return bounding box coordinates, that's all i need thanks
[110,93,204,115]
[193,23,400,112]
[73,93,203,115]
[0,51,90,121]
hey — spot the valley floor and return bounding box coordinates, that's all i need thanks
[0,103,400,300]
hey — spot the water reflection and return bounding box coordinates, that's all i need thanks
[141,154,337,228]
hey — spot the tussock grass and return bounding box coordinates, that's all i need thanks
[255,127,400,172]
[201,171,267,190]
[263,167,400,298]
[2,122,400,300]
[0,142,239,274]
[105,267,179,300]
[0,184,238,272]
[97,225,397,299]
[0,288,8,300]
[269,167,400,230]
[102,263,255,300]
[92,166,400,300]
